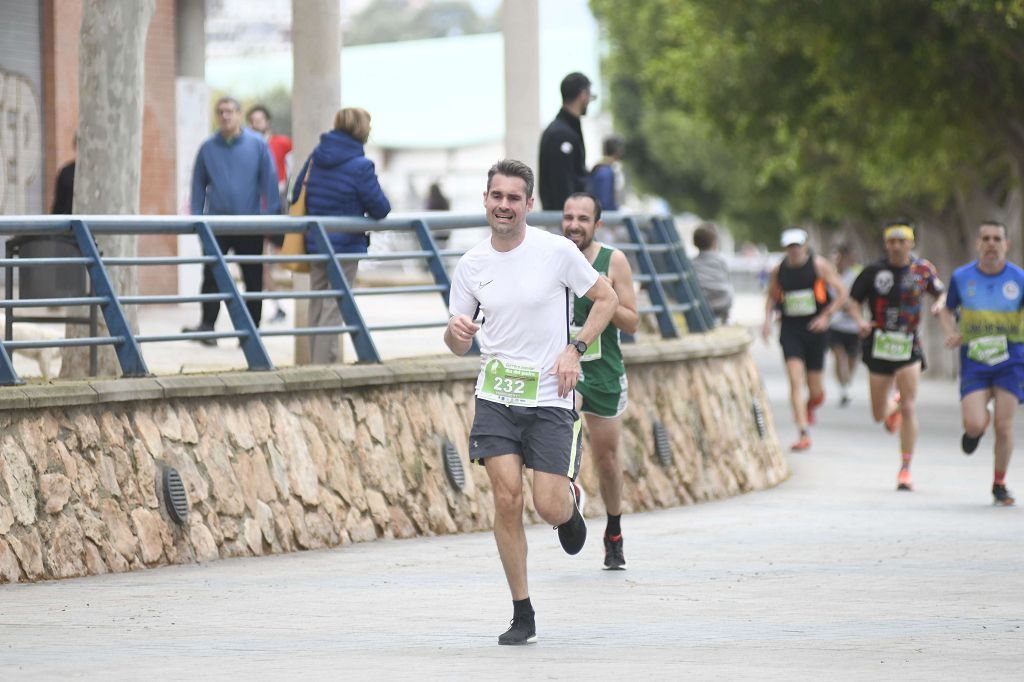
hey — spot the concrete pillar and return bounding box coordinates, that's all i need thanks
[175,0,205,79]
[501,0,540,174]
[292,0,342,364]
[175,0,209,299]
[292,0,341,167]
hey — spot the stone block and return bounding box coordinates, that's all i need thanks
[90,378,165,403]
[21,383,98,409]
[131,508,167,564]
[277,367,343,392]
[0,436,37,525]
[0,538,24,583]
[46,513,86,579]
[189,522,219,562]
[154,374,226,399]
[219,372,286,396]
[39,473,72,513]
[0,387,31,411]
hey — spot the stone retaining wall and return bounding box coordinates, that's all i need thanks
[0,327,786,583]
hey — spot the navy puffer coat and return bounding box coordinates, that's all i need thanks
[292,130,391,253]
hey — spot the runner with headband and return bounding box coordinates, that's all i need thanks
[847,221,946,491]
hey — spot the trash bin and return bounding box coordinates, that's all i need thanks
[13,236,87,299]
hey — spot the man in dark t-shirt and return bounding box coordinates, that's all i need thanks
[848,222,945,492]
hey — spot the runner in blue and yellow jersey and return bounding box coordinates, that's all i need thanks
[938,221,1024,506]
[562,192,638,570]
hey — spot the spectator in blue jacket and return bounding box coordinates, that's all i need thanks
[587,135,625,212]
[291,107,391,364]
[184,96,280,343]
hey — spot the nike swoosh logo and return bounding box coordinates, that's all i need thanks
[478,280,494,288]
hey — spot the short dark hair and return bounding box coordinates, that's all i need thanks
[487,159,535,198]
[834,243,853,257]
[693,222,718,250]
[978,220,1008,237]
[215,96,241,111]
[560,72,592,103]
[602,135,625,158]
[566,192,603,221]
[247,104,271,121]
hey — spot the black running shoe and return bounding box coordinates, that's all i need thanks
[961,432,982,455]
[555,483,587,555]
[498,617,536,645]
[992,484,1016,507]
[603,534,627,570]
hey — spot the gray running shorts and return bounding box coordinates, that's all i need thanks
[469,398,583,480]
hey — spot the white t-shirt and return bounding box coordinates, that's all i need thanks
[449,225,599,408]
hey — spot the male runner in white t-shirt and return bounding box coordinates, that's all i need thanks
[445,159,618,646]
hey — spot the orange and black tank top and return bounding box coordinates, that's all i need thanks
[777,253,829,322]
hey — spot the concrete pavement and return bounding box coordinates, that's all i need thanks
[1,338,1022,680]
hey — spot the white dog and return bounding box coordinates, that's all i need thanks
[0,313,63,379]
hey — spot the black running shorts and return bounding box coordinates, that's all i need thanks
[469,398,583,480]
[828,329,860,357]
[779,322,827,371]
[861,338,926,375]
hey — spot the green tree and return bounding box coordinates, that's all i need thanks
[591,0,1024,263]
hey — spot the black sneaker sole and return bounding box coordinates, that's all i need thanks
[498,632,537,645]
[961,433,981,455]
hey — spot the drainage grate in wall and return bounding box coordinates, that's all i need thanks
[162,467,189,525]
[442,439,466,491]
[752,398,767,439]
[653,420,673,467]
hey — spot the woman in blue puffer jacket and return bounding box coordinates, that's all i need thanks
[291,107,391,364]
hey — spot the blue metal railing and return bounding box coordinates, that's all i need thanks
[0,211,714,386]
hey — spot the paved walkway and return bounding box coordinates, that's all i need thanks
[2,340,1022,680]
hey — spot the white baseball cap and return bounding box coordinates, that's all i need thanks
[780,228,808,247]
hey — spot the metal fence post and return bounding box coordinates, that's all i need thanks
[0,342,21,385]
[659,217,717,330]
[193,221,273,370]
[307,221,381,363]
[70,220,150,376]
[624,217,679,339]
[650,217,713,332]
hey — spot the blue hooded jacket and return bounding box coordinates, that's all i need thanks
[292,130,391,253]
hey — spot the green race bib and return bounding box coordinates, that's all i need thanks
[570,325,602,361]
[968,335,1009,366]
[872,330,913,361]
[480,358,540,406]
[784,289,817,316]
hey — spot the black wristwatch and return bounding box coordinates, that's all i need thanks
[570,339,588,356]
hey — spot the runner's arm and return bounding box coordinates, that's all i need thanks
[762,266,780,340]
[550,276,617,397]
[608,249,639,335]
[936,306,961,348]
[809,257,848,332]
[445,314,479,356]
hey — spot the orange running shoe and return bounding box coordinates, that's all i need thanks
[790,434,812,451]
[897,468,913,491]
[806,392,825,425]
[884,392,903,433]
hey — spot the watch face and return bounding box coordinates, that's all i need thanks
[572,339,587,354]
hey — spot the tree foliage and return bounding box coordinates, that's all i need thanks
[590,0,1024,249]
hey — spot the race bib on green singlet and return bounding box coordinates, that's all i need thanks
[783,289,817,316]
[967,335,1010,366]
[570,325,602,361]
[872,330,913,361]
[479,358,540,406]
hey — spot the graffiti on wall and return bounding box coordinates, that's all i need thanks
[0,67,42,214]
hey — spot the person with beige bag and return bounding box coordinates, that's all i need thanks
[287,107,391,364]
